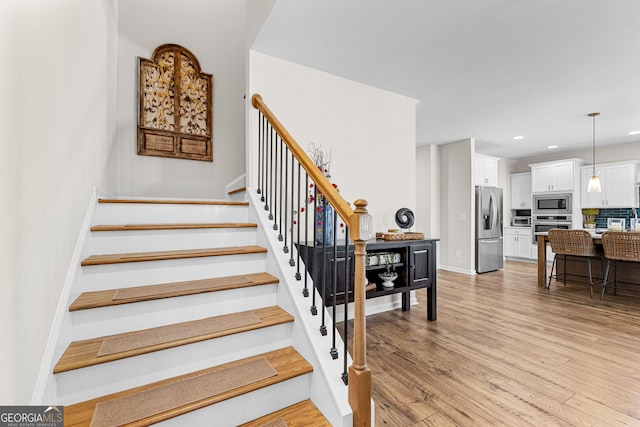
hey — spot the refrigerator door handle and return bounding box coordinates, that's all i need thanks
[489,192,497,232]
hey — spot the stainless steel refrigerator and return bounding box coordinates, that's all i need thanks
[475,186,504,273]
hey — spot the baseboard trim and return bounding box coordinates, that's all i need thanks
[439,265,477,275]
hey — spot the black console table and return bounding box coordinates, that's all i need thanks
[297,238,438,320]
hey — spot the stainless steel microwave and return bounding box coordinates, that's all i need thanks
[532,193,572,215]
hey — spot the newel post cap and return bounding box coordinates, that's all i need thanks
[350,199,374,241]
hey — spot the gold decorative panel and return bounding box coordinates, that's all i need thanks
[138,44,213,161]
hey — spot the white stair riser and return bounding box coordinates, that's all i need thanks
[83,228,257,256]
[93,203,248,225]
[70,285,278,339]
[56,324,294,404]
[227,191,248,202]
[76,253,268,292]
[155,374,311,427]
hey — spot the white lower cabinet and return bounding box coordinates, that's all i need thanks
[504,227,533,259]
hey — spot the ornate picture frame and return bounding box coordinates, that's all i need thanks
[137,44,213,161]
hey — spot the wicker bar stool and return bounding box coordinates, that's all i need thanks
[600,231,640,300]
[547,229,604,298]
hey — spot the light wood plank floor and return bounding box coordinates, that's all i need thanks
[348,260,640,426]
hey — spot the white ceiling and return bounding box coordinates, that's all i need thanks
[252,0,640,160]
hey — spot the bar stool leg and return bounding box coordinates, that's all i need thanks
[562,254,567,286]
[547,254,557,291]
[601,259,611,300]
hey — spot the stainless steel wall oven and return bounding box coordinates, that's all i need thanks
[532,215,572,242]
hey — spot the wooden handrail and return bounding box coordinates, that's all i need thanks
[251,94,354,225]
[251,94,372,426]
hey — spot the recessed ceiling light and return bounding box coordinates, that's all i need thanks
[547,145,558,149]
[629,130,640,135]
[513,136,524,140]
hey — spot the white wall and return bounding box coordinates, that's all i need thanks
[116,0,247,199]
[0,0,18,405]
[416,145,441,263]
[439,139,475,273]
[246,0,277,49]
[248,51,417,233]
[0,0,117,404]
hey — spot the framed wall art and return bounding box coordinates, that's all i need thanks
[137,44,213,161]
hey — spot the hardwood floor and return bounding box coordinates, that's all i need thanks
[347,260,640,426]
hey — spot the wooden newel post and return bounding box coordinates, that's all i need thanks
[348,199,373,426]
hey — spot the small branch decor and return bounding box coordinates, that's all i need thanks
[294,144,345,243]
[306,143,338,205]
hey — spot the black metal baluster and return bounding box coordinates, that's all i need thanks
[287,151,295,262]
[330,206,339,359]
[257,112,262,196]
[261,118,268,204]
[277,136,283,237]
[311,181,318,316]
[342,224,350,385]
[294,161,302,273]
[282,145,289,249]
[273,132,279,229]
[266,126,272,215]
[303,173,310,297]
[260,114,266,202]
[320,198,328,336]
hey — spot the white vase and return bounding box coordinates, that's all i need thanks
[378,272,398,288]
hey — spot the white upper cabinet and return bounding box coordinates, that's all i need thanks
[475,154,498,187]
[510,173,531,209]
[580,161,639,208]
[530,159,580,193]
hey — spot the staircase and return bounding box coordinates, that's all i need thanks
[44,193,343,426]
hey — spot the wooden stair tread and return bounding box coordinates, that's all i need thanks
[80,245,267,266]
[239,400,331,427]
[90,222,257,231]
[63,346,312,427]
[227,186,247,195]
[98,198,248,206]
[54,306,293,374]
[69,272,279,311]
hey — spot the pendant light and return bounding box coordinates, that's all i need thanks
[587,112,602,193]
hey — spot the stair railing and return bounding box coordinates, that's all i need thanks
[252,94,372,426]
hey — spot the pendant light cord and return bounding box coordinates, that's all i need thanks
[588,112,599,176]
[592,114,596,176]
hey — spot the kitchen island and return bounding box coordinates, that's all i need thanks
[536,231,640,292]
